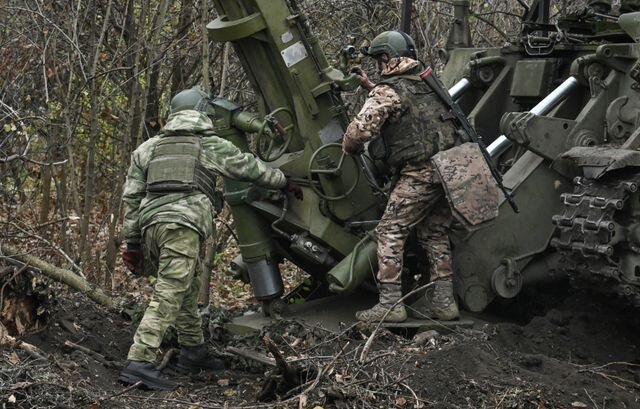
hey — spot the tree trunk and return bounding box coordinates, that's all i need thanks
[201,0,210,92]
[170,0,196,97]
[142,0,170,139]
[79,0,114,266]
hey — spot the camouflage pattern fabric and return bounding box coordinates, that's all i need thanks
[342,85,401,155]
[123,109,286,244]
[375,164,453,284]
[374,75,457,168]
[431,142,499,228]
[379,57,419,76]
[342,57,418,154]
[343,57,455,285]
[127,222,203,363]
[342,56,457,169]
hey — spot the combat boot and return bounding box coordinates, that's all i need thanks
[119,360,178,391]
[355,283,407,323]
[177,344,225,372]
[424,279,459,321]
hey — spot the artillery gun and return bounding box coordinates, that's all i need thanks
[205,0,640,326]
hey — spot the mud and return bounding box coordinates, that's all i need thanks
[1,287,639,408]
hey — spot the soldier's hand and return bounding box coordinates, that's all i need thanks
[342,138,363,156]
[351,66,375,91]
[284,180,304,200]
[122,243,144,276]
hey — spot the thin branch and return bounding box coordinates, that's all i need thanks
[359,282,434,363]
[4,221,84,277]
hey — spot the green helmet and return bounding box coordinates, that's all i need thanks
[367,30,417,59]
[170,85,208,114]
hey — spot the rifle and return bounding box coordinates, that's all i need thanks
[418,66,519,213]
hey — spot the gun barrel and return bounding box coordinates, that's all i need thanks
[448,78,472,101]
[531,76,579,116]
[487,76,579,158]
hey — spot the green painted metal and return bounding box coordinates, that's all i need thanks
[208,0,379,304]
[327,233,377,294]
[207,0,640,318]
[207,13,267,42]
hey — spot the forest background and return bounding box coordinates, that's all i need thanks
[0,0,591,309]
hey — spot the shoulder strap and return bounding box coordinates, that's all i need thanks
[392,74,422,82]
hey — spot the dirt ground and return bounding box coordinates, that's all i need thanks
[1,283,640,408]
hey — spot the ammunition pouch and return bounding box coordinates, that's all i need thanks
[146,135,220,211]
[431,142,499,229]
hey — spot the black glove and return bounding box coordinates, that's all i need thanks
[284,181,304,200]
[122,243,144,276]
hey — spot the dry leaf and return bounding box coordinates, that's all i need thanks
[217,378,230,387]
[395,396,407,406]
[571,402,588,408]
[223,388,236,397]
[8,351,20,365]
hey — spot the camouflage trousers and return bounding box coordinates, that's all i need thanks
[127,222,204,363]
[375,164,453,285]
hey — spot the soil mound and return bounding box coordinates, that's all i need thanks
[1,289,639,408]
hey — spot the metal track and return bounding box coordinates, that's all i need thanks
[551,175,640,305]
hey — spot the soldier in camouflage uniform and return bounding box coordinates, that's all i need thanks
[589,0,640,14]
[119,86,287,390]
[343,31,460,323]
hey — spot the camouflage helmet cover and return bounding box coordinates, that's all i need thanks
[366,30,417,59]
[170,85,208,114]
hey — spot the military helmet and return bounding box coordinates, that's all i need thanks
[170,85,208,114]
[366,30,417,59]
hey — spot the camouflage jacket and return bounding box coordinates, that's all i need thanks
[123,110,287,243]
[342,57,418,154]
[343,57,456,169]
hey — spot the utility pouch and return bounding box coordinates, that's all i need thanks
[147,135,219,209]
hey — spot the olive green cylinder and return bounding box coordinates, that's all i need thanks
[327,235,378,294]
[219,127,276,262]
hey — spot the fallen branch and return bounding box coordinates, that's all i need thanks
[4,221,85,278]
[98,381,143,402]
[227,346,277,367]
[0,320,47,361]
[1,243,114,309]
[157,347,178,371]
[281,342,350,403]
[64,340,122,368]
[264,335,296,377]
[401,382,428,408]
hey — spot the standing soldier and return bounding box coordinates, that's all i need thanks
[119,86,287,390]
[342,31,460,323]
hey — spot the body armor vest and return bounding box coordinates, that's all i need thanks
[146,135,218,207]
[369,75,458,168]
